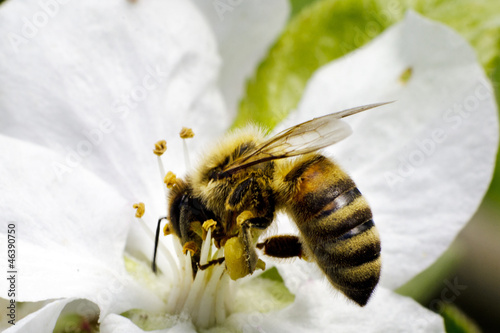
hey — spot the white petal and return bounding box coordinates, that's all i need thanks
[256,285,444,333]
[191,0,290,113]
[0,0,228,202]
[293,12,498,288]
[100,313,197,333]
[0,135,162,316]
[227,262,444,332]
[2,299,73,333]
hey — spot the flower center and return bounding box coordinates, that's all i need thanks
[127,131,295,331]
[128,132,236,329]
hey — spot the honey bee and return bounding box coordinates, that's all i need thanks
[164,103,386,306]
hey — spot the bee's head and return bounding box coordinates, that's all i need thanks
[167,178,189,239]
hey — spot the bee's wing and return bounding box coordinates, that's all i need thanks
[220,102,390,177]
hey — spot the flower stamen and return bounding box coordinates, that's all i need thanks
[179,127,194,169]
[153,140,170,215]
[153,140,167,156]
[134,136,237,329]
[163,171,177,189]
[202,219,217,240]
[182,241,198,256]
[179,127,195,139]
[131,202,179,282]
[133,202,145,218]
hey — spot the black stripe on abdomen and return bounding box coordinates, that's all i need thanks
[301,186,372,243]
[313,219,380,268]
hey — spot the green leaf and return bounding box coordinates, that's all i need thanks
[396,243,463,304]
[234,0,397,130]
[289,0,322,18]
[237,0,500,225]
[442,304,481,333]
[258,266,285,282]
[235,0,500,130]
[486,53,500,203]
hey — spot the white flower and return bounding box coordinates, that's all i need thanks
[0,1,497,333]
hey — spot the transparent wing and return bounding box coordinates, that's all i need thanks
[219,102,391,177]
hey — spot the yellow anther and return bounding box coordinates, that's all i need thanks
[399,67,413,84]
[163,223,173,236]
[164,171,177,189]
[236,211,254,227]
[153,140,167,156]
[202,219,217,232]
[133,202,145,218]
[256,259,266,271]
[182,241,198,256]
[179,127,194,139]
[202,219,218,240]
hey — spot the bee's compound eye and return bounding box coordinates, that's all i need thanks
[224,237,250,280]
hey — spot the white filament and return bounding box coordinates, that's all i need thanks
[160,228,232,328]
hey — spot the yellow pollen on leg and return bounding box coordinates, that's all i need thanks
[182,241,198,256]
[224,236,248,280]
[179,127,194,139]
[133,202,145,218]
[236,211,254,227]
[153,140,167,156]
[164,171,177,189]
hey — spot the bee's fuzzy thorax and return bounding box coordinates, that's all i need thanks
[190,125,266,211]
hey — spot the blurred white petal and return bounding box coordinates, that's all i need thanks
[292,11,498,289]
[191,0,290,114]
[0,135,162,317]
[258,285,443,333]
[269,261,444,332]
[0,0,228,202]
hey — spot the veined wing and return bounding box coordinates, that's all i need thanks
[218,102,391,177]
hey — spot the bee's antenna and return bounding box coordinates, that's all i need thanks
[152,216,168,273]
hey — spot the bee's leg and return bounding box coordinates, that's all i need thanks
[234,213,271,272]
[239,215,273,252]
[243,216,273,229]
[198,257,225,270]
[227,177,257,211]
[257,235,307,260]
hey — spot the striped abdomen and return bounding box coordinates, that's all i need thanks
[285,155,381,306]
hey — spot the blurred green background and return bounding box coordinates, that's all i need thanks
[235,0,500,332]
